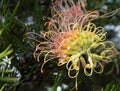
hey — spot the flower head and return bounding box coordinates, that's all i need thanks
[29,0,115,90]
[34,21,114,76]
[33,21,114,90]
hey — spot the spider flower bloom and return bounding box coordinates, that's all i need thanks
[31,0,114,90]
[33,21,114,90]
[34,22,114,75]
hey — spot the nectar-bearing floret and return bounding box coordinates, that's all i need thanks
[46,0,99,31]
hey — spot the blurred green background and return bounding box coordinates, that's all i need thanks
[0,0,120,91]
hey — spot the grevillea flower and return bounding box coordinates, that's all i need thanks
[33,22,114,89]
[28,0,115,90]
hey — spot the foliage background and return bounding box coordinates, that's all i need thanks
[0,0,120,91]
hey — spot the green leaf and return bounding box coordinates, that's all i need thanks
[52,73,62,91]
[0,77,19,82]
[0,56,13,65]
[101,83,120,91]
[9,0,20,24]
[0,84,6,91]
[0,69,13,73]
[0,44,13,59]
[0,23,9,36]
